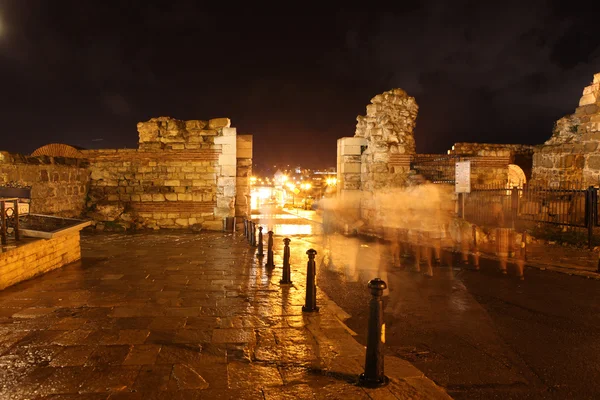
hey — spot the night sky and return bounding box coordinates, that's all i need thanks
[1,2,599,171]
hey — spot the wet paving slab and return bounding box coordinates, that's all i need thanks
[0,228,450,399]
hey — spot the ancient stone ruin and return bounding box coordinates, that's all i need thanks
[0,116,252,231]
[533,73,600,186]
[336,87,537,232]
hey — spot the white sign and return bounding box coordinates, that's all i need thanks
[455,161,471,193]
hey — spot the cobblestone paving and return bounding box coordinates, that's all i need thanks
[0,230,450,399]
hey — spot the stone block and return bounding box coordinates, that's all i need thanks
[165,193,178,201]
[214,135,236,146]
[164,180,180,186]
[237,148,252,159]
[580,92,599,106]
[222,127,237,136]
[191,180,206,187]
[224,186,236,197]
[175,218,189,226]
[587,155,600,170]
[217,177,236,187]
[152,194,165,202]
[221,165,237,177]
[340,163,361,174]
[208,118,231,129]
[185,120,208,130]
[236,135,252,149]
[218,154,236,167]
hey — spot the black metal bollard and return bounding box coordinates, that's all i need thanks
[358,278,389,388]
[250,221,257,247]
[280,238,292,284]
[265,230,275,268]
[257,226,264,257]
[302,249,319,312]
[244,219,248,240]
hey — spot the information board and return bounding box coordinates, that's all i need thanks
[455,161,471,193]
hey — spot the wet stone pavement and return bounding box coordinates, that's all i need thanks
[0,230,450,399]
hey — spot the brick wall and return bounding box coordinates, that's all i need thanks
[0,232,81,290]
[0,152,90,217]
[82,116,251,230]
[84,148,222,229]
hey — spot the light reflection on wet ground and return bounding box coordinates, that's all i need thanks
[251,213,322,237]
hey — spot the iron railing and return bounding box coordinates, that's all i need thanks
[462,181,600,248]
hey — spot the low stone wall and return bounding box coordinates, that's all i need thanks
[0,232,81,290]
[0,152,89,217]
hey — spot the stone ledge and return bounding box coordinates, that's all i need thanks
[0,232,82,290]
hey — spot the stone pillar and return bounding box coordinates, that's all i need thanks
[236,135,253,218]
[214,121,237,218]
[336,137,366,221]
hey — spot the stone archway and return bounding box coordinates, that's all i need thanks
[508,164,526,188]
[31,143,84,158]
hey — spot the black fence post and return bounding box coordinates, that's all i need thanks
[511,186,519,230]
[0,200,6,245]
[244,219,248,240]
[302,249,319,312]
[257,226,264,257]
[586,186,597,250]
[358,278,389,388]
[280,238,292,284]
[265,231,275,268]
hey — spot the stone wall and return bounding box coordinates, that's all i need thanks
[84,116,249,230]
[0,152,89,217]
[356,88,418,192]
[334,89,419,231]
[357,89,418,226]
[533,73,600,187]
[0,232,81,290]
[235,135,252,218]
[449,143,535,187]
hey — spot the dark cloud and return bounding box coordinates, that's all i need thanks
[331,1,600,152]
[0,2,599,167]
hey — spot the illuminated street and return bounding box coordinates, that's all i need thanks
[263,208,600,400]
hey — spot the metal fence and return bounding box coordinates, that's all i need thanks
[411,155,457,184]
[462,182,600,248]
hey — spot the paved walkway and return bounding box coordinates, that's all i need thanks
[0,230,451,399]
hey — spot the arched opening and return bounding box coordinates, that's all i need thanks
[31,143,84,158]
[508,164,526,188]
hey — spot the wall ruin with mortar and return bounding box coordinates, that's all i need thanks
[335,88,419,230]
[448,143,535,187]
[84,116,251,230]
[0,152,90,217]
[533,73,600,187]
